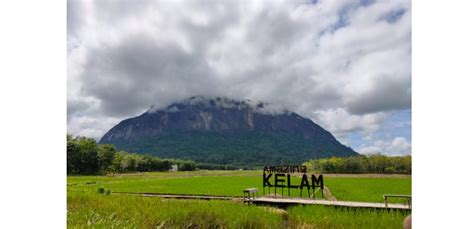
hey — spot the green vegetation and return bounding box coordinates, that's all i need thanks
[288,205,409,229]
[68,192,283,228]
[107,131,356,166]
[69,174,324,199]
[68,192,409,228]
[68,171,411,227]
[325,177,411,203]
[67,134,196,175]
[304,154,411,174]
[68,171,410,203]
[69,174,261,197]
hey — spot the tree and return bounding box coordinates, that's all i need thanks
[112,151,125,173]
[98,144,116,173]
[76,137,99,174]
[175,160,197,171]
[67,134,80,174]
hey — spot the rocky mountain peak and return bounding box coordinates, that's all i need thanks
[100,96,357,165]
[147,96,288,116]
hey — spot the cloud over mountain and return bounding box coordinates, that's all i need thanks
[68,0,411,155]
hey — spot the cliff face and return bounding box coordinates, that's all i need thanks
[100,96,358,165]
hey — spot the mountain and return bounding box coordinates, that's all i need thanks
[99,96,358,166]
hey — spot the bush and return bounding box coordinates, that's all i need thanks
[97,187,111,195]
[97,187,105,194]
[170,159,197,171]
[304,155,411,174]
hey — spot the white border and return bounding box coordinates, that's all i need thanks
[413,0,474,228]
[0,1,66,228]
[1,0,474,227]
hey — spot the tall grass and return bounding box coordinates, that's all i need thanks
[68,192,410,228]
[68,192,283,228]
[288,205,409,229]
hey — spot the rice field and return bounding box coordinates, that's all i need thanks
[67,170,411,228]
[68,170,411,203]
[324,177,411,203]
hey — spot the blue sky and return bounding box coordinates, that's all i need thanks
[343,109,411,155]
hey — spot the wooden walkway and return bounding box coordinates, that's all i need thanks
[246,197,411,210]
[112,192,410,210]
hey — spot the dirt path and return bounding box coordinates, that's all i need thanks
[323,186,337,201]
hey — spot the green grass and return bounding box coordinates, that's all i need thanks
[68,171,262,197]
[68,172,327,199]
[68,192,283,228]
[68,171,411,228]
[288,205,409,229]
[68,171,411,203]
[67,192,409,228]
[325,177,411,203]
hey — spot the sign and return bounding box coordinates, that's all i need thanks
[263,165,324,198]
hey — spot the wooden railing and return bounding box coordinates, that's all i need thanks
[383,194,412,208]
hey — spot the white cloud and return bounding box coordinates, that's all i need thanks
[67,0,411,146]
[312,108,387,135]
[358,145,382,155]
[388,136,411,154]
[67,115,121,139]
[358,136,411,155]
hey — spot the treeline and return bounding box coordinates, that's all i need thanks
[303,154,411,174]
[67,135,196,175]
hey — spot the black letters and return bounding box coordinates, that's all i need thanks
[311,174,323,189]
[300,174,310,189]
[263,165,323,198]
[263,173,272,187]
[275,173,286,187]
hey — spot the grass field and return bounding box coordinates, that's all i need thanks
[324,177,411,203]
[288,205,408,228]
[68,192,410,228]
[68,192,283,228]
[67,170,411,228]
[68,171,261,197]
[68,170,411,203]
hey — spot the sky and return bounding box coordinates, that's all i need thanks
[67,0,411,156]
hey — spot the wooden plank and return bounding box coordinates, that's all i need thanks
[247,197,411,210]
[383,194,411,208]
[384,194,411,197]
[111,192,410,210]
